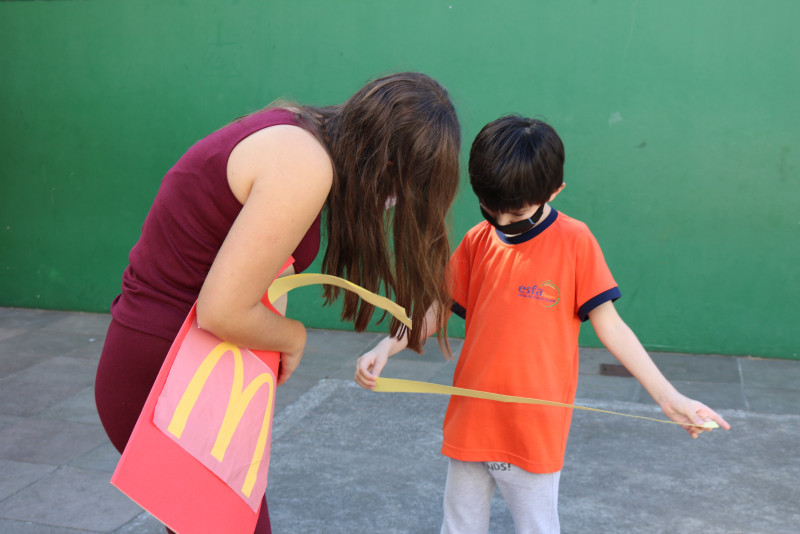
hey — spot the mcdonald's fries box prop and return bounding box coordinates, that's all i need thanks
[110,261,413,533]
[111,301,279,534]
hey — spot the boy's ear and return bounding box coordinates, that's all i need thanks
[548,183,566,202]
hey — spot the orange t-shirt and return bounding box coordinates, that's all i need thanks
[442,209,620,473]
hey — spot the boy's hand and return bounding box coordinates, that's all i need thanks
[660,392,731,439]
[355,347,390,390]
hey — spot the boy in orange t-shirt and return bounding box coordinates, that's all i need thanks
[356,115,730,533]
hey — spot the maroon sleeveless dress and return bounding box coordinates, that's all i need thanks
[96,109,321,534]
[112,107,321,340]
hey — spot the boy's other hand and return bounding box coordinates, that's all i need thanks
[355,348,390,390]
[660,392,731,439]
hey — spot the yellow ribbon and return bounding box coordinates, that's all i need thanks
[269,273,718,430]
[268,273,412,328]
[373,377,719,429]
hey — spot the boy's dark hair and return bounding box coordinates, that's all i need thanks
[469,115,564,213]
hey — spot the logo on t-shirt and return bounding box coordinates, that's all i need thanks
[518,281,560,307]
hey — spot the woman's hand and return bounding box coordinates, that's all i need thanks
[277,349,303,386]
[659,391,731,439]
[276,322,306,386]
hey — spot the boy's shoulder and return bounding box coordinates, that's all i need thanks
[551,210,592,235]
[458,220,494,244]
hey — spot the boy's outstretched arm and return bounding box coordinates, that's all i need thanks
[355,301,448,390]
[588,301,731,438]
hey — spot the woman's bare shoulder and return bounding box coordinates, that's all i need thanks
[228,124,333,204]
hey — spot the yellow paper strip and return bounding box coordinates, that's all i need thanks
[373,377,719,429]
[268,273,412,328]
[268,273,716,430]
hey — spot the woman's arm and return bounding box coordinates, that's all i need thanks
[588,300,731,438]
[196,125,333,385]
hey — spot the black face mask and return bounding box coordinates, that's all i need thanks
[480,204,545,235]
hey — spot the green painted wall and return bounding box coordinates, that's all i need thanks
[1,1,797,359]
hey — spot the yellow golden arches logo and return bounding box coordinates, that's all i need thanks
[166,341,275,498]
[161,273,413,500]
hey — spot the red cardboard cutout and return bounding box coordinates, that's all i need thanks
[152,315,276,511]
[111,260,289,533]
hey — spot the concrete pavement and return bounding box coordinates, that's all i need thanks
[0,307,798,533]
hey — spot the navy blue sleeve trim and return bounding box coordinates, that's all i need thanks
[451,301,466,320]
[578,287,621,322]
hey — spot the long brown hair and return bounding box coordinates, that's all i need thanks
[296,73,460,353]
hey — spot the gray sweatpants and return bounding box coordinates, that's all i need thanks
[441,459,561,534]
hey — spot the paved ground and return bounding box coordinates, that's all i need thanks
[0,306,798,533]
